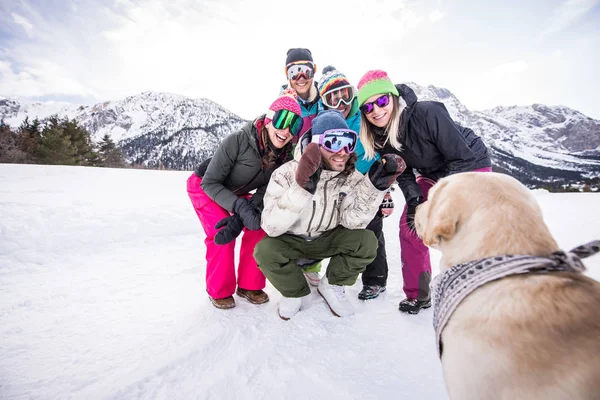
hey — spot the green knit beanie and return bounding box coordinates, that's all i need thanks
[357,70,399,106]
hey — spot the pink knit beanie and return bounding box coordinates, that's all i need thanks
[265,90,302,125]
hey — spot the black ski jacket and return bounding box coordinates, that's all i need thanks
[376,84,491,203]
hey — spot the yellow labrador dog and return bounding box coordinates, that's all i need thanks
[414,172,600,400]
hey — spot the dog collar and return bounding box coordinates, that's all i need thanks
[432,240,599,358]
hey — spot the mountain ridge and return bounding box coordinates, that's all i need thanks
[2,86,599,187]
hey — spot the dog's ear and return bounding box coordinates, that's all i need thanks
[422,180,459,247]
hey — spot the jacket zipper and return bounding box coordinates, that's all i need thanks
[325,199,337,230]
[306,200,316,237]
[315,181,328,232]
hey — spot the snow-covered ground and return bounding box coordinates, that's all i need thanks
[1,164,599,400]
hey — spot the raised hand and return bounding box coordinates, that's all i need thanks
[295,143,322,194]
[368,154,407,190]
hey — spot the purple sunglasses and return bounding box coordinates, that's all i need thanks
[311,129,357,154]
[360,94,391,114]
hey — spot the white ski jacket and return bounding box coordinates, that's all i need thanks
[261,149,386,239]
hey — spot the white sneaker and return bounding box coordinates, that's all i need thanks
[278,294,310,320]
[317,275,355,317]
[303,271,321,287]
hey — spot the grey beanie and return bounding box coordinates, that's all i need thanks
[312,110,349,135]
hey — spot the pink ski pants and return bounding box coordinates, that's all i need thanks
[186,173,266,299]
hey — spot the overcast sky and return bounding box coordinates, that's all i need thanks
[1,0,599,119]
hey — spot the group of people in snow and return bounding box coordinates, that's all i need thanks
[186,48,491,319]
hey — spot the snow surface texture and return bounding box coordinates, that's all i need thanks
[1,164,599,399]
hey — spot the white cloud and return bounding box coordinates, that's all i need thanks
[491,60,529,77]
[11,12,34,37]
[1,0,599,119]
[429,9,445,23]
[1,0,420,118]
[448,60,534,112]
[0,60,99,98]
[542,0,599,36]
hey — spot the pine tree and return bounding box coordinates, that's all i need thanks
[34,116,96,165]
[1,120,21,163]
[97,134,126,168]
[34,120,74,165]
[16,117,42,161]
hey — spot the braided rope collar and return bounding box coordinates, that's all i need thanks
[432,240,600,358]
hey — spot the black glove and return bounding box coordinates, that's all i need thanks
[233,198,261,230]
[214,214,244,245]
[368,154,407,190]
[406,196,423,232]
[295,143,322,194]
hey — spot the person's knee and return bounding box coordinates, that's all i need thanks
[363,230,378,258]
[254,237,286,268]
[253,237,270,263]
[344,229,378,257]
[368,228,377,243]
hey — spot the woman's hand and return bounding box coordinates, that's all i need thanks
[214,214,244,245]
[233,198,261,230]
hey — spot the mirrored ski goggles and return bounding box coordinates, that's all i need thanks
[322,85,356,109]
[311,129,357,154]
[286,62,315,81]
[267,109,304,136]
[360,94,390,114]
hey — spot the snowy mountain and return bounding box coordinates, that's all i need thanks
[482,104,600,155]
[0,93,246,170]
[2,87,599,187]
[408,83,600,187]
[0,97,84,126]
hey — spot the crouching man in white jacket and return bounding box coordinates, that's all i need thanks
[254,110,406,319]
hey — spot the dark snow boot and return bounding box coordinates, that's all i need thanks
[358,285,386,300]
[209,295,235,309]
[399,297,431,314]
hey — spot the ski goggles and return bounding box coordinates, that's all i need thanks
[360,94,391,115]
[266,109,304,136]
[286,62,315,81]
[322,85,356,109]
[311,129,357,154]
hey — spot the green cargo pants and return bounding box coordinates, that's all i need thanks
[254,226,378,298]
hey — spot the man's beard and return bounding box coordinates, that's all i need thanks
[321,155,346,172]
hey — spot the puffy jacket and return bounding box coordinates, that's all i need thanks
[261,144,386,239]
[376,84,491,203]
[200,117,286,211]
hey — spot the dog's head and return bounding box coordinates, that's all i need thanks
[414,178,454,248]
[415,172,559,268]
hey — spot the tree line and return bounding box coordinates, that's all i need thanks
[0,116,126,167]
